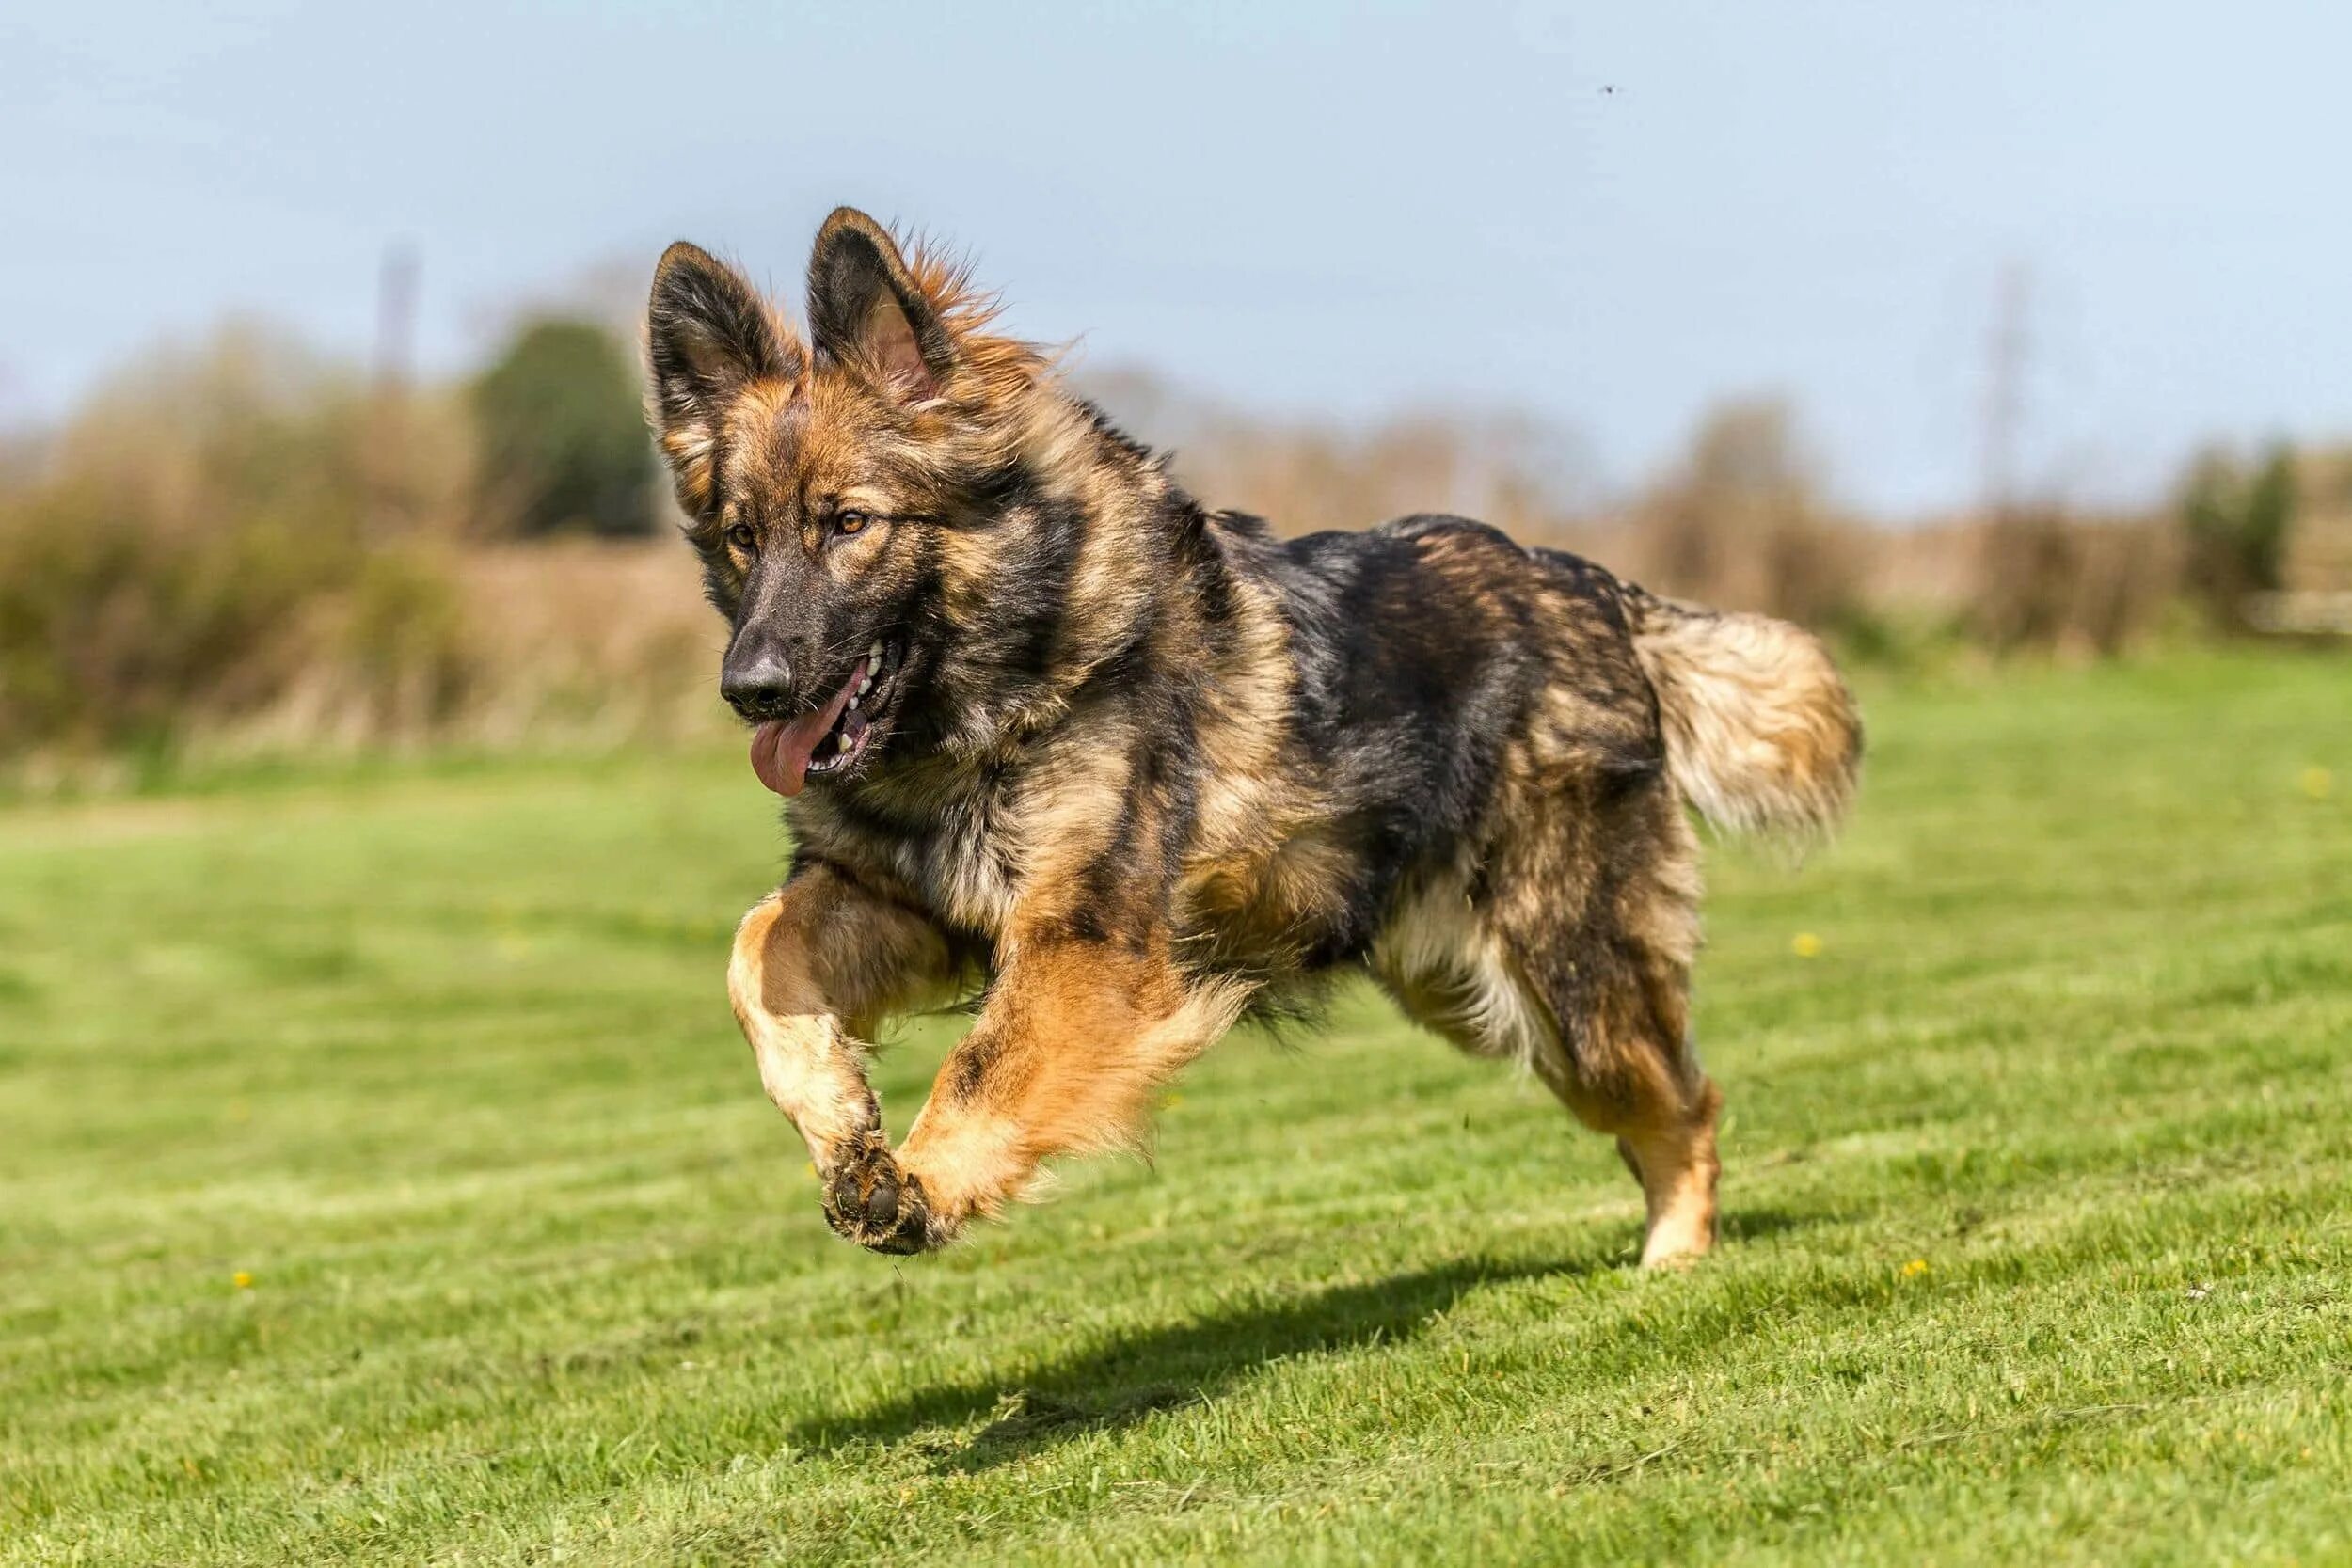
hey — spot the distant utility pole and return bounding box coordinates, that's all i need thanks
[373,242,420,392]
[369,243,421,535]
[1978,261,2031,520]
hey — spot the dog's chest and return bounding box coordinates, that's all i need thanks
[810,771,1023,942]
[906,789,1020,938]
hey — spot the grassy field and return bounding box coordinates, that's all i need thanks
[3,651,2348,1565]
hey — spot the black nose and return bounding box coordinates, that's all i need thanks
[721,647,794,721]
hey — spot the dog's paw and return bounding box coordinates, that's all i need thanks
[819,1133,938,1255]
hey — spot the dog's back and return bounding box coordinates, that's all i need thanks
[1219,511,1859,963]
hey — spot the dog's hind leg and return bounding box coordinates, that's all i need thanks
[728,863,959,1252]
[1522,922,1722,1271]
[1500,780,1720,1268]
[878,939,1252,1253]
[1378,774,1720,1268]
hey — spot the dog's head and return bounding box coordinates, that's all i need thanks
[646,208,1056,796]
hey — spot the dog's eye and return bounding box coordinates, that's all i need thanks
[724,523,755,553]
[834,510,870,537]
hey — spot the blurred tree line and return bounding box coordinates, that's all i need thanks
[0,310,2338,769]
[0,311,665,764]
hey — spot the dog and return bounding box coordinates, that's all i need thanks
[644,208,1860,1263]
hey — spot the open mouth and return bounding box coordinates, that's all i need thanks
[748,637,907,797]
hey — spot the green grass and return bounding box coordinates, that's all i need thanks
[3,651,2348,1565]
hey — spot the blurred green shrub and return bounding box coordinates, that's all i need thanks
[470,318,657,537]
[2180,444,2296,631]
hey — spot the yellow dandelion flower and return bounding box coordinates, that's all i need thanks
[1899,1258,1929,1279]
[231,1271,254,1290]
[2300,766,2333,800]
[1160,1093,1184,1111]
[1791,932,1823,959]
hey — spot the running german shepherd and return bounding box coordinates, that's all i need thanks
[645,209,1860,1263]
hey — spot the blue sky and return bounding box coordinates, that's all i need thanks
[5,0,2343,516]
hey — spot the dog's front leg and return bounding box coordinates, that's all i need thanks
[879,938,1253,1252]
[727,863,955,1252]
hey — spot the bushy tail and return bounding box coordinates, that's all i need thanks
[1629,591,1862,841]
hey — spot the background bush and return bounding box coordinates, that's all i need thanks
[0,327,477,760]
[470,318,659,539]
[2180,445,2297,632]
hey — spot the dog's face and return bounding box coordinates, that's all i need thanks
[646,209,1041,795]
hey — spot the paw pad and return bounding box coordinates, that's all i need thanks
[818,1136,935,1255]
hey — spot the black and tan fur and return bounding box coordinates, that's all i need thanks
[645,209,1861,1264]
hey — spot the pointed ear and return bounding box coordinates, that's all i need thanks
[646,242,802,516]
[805,207,957,403]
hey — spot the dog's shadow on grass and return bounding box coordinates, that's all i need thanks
[792,1204,1833,1471]
[791,1203,1835,1471]
[792,1250,1587,1472]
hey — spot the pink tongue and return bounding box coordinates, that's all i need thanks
[748,658,867,797]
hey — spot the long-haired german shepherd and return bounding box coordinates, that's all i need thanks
[645,209,1860,1264]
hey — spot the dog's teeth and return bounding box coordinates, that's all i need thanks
[847,693,860,712]
[868,640,883,663]
[836,732,852,754]
[857,675,872,696]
